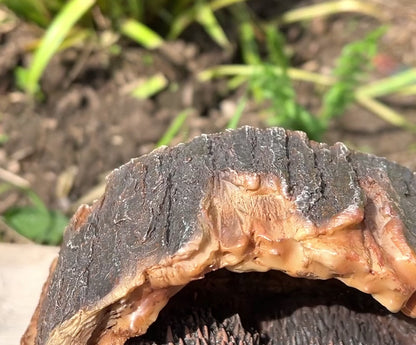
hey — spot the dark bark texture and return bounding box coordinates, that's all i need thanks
[28,127,416,345]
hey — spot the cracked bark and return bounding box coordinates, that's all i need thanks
[22,127,416,345]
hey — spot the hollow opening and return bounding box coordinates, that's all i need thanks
[126,269,416,345]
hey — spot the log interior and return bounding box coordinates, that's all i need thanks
[126,270,416,345]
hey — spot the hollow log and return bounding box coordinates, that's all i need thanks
[22,127,416,345]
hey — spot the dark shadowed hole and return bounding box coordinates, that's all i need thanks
[126,270,416,345]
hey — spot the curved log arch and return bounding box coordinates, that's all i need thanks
[22,127,416,345]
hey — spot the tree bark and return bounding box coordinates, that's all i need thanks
[22,127,416,345]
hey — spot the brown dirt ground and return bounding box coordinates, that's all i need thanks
[0,0,416,243]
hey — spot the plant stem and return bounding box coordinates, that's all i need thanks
[156,109,192,147]
[227,96,247,129]
[273,0,386,26]
[397,84,416,96]
[356,69,416,98]
[199,64,336,85]
[210,0,248,11]
[356,94,416,131]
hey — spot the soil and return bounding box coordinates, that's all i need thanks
[0,0,416,243]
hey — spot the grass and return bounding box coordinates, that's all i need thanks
[130,73,169,99]
[198,65,335,86]
[15,0,96,96]
[227,96,247,129]
[2,0,416,244]
[4,0,238,95]
[156,109,192,147]
[356,69,416,98]
[200,22,414,139]
[319,26,386,122]
[120,18,164,49]
[201,5,390,140]
[273,0,387,25]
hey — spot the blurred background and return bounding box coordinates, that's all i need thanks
[0,0,416,245]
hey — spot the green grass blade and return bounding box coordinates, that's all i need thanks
[131,73,168,99]
[2,0,51,27]
[97,0,123,24]
[21,0,96,95]
[127,0,144,21]
[227,96,247,129]
[356,95,416,132]
[239,22,261,64]
[210,0,248,11]
[265,25,289,69]
[199,64,335,85]
[196,3,230,47]
[356,69,416,98]
[198,65,257,80]
[121,18,164,49]
[227,75,247,89]
[397,84,416,96]
[58,28,92,50]
[276,0,386,25]
[168,0,245,40]
[156,109,191,147]
[167,7,195,39]
[231,3,261,65]
[171,0,195,15]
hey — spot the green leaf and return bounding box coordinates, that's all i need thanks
[3,207,68,245]
[47,210,69,245]
[167,7,196,39]
[196,2,230,47]
[2,0,51,27]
